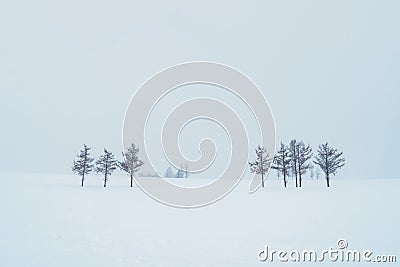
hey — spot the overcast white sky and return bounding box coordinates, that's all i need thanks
[1,0,399,179]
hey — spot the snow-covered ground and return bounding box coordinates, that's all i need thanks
[0,173,398,266]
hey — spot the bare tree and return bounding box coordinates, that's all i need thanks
[175,165,184,178]
[313,142,345,187]
[296,142,313,187]
[72,144,94,187]
[310,166,315,179]
[96,149,118,187]
[119,143,144,187]
[276,168,281,180]
[164,167,174,178]
[184,163,189,179]
[315,167,320,180]
[272,142,291,187]
[249,145,273,188]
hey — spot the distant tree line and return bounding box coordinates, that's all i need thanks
[72,143,144,187]
[164,164,190,179]
[249,140,345,188]
[137,172,161,178]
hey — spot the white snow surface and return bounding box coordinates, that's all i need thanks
[0,173,399,266]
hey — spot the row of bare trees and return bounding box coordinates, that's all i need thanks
[72,143,144,187]
[249,141,345,188]
[164,165,190,178]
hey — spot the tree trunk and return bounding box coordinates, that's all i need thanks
[294,146,298,187]
[261,172,264,188]
[82,153,86,187]
[299,172,302,187]
[130,174,133,187]
[261,152,264,188]
[104,163,108,187]
[325,151,329,187]
[283,172,287,188]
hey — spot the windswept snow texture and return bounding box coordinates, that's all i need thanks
[0,173,399,266]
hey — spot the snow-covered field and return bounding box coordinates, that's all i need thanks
[0,173,399,266]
